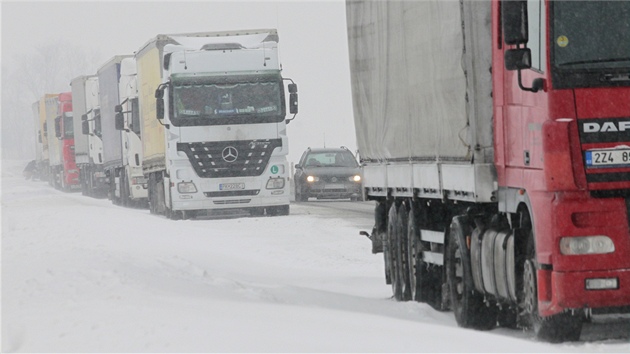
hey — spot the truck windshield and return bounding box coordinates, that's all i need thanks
[173,81,282,121]
[552,1,630,70]
[63,112,73,138]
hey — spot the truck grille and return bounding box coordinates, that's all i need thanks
[177,139,282,178]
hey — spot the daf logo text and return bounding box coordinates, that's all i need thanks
[583,121,630,133]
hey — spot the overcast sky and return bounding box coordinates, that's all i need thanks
[1,0,356,164]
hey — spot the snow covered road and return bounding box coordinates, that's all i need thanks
[2,160,628,352]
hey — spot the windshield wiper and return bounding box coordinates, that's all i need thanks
[558,57,630,67]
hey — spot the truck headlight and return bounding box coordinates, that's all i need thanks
[586,278,618,290]
[349,175,361,182]
[559,236,614,255]
[307,175,319,182]
[177,181,197,193]
[266,177,285,189]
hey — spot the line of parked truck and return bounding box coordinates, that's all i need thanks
[29,1,630,344]
[31,29,298,219]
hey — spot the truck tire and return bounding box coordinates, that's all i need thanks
[408,203,427,302]
[60,172,67,192]
[268,204,290,216]
[120,171,129,207]
[396,204,412,301]
[387,204,403,300]
[520,231,583,342]
[447,216,497,330]
[166,207,183,220]
[148,173,158,214]
[110,172,120,205]
[295,183,307,202]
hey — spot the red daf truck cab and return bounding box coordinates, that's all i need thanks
[494,0,630,318]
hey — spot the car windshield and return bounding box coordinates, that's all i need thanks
[304,151,358,168]
[173,81,281,119]
[553,1,630,70]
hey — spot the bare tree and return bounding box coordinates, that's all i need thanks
[2,40,102,160]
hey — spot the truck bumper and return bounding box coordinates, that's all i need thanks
[530,191,630,316]
[538,268,630,316]
[171,193,289,211]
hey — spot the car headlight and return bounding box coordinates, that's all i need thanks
[306,175,319,182]
[349,175,361,182]
[266,177,285,189]
[559,236,615,255]
[177,181,198,193]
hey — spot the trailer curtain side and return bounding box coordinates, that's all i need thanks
[346,0,493,163]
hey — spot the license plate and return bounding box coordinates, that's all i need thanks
[219,183,245,190]
[325,183,344,189]
[585,149,630,168]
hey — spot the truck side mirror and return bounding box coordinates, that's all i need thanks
[82,120,89,135]
[43,122,47,137]
[502,0,528,45]
[115,112,125,130]
[504,48,532,71]
[115,104,123,113]
[38,130,42,143]
[54,116,62,138]
[156,98,165,120]
[288,83,298,114]
[289,92,298,114]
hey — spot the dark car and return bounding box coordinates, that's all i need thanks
[294,147,363,201]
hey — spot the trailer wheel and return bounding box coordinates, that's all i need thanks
[447,216,497,330]
[387,204,403,300]
[408,203,427,302]
[520,232,583,342]
[148,173,159,214]
[396,204,412,301]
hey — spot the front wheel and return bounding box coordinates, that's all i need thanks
[295,182,307,202]
[520,233,583,342]
[267,205,290,216]
[447,216,497,330]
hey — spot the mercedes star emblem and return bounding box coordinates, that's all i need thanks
[222,146,238,163]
